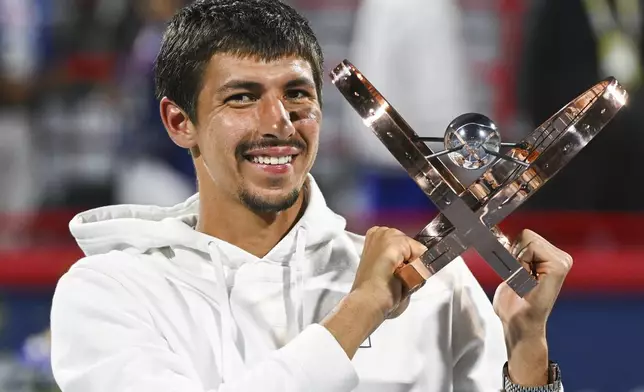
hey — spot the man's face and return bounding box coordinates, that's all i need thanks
[194,53,321,212]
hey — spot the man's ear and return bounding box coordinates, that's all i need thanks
[160,97,198,149]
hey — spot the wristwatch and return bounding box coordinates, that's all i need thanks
[502,361,562,391]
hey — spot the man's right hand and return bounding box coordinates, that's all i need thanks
[321,226,427,359]
[351,226,428,319]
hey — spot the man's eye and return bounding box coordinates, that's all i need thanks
[286,90,311,100]
[225,93,256,104]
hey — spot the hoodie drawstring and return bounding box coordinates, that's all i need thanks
[293,227,308,334]
[207,228,307,381]
[208,242,243,383]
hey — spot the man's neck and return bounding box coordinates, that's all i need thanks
[196,181,308,259]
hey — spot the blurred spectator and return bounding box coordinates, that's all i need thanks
[516,0,644,210]
[0,0,42,219]
[19,329,54,390]
[340,0,475,214]
[343,0,472,169]
[32,0,138,209]
[114,0,196,206]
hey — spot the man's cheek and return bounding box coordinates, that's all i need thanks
[291,106,321,125]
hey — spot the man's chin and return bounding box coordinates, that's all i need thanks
[238,187,301,213]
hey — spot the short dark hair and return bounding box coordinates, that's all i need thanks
[153,0,324,123]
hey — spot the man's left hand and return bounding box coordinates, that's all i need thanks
[492,229,573,385]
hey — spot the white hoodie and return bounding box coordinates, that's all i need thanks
[50,175,510,392]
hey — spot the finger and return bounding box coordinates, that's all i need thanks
[514,242,540,277]
[389,236,428,267]
[511,229,560,255]
[364,226,378,245]
[512,229,572,265]
[510,229,539,254]
[367,226,393,238]
[382,227,408,239]
[364,226,387,253]
[380,228,414,257]
[387,241,418,268]
[382,228,427,257]
[515,239,573,278]
[520,229,554,247]
[365,226,380,236]
[407,237,428,259]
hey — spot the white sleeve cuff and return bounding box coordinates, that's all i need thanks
[276,323,359,392]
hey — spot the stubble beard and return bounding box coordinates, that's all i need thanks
[238,186,301,213]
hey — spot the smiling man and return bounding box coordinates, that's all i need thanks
[49,1,570,391]
[181,53,320,216]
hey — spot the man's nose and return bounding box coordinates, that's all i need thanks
[259,96,296,138]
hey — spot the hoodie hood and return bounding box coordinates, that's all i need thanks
[62,175,362,387]
[69,174,347,259]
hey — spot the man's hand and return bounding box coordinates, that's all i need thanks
[321,227,426,358]
[351,226,427,319]
[493,229,573,385]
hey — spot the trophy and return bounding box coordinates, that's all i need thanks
[330,60,628,297]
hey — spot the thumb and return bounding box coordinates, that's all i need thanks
[407,238,428,260]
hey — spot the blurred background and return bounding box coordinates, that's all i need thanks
[0,0,643,391]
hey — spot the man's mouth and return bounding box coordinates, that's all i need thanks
[240,145,304,176]
[242,145,302,168]
[248,155,294,165]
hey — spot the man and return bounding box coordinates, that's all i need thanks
[50,1,571,391]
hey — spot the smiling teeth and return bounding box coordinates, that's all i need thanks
[251,155,293,165]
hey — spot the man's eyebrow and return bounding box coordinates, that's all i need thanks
[285,77,316,90]
[215,77,315,95]
[216,80,263,94]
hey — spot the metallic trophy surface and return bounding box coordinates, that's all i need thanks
[331,60,628,297]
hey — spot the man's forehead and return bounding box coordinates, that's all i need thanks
[205,53,315,85]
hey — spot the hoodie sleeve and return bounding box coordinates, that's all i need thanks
[50,263,359,392]
[449,261,508,391]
